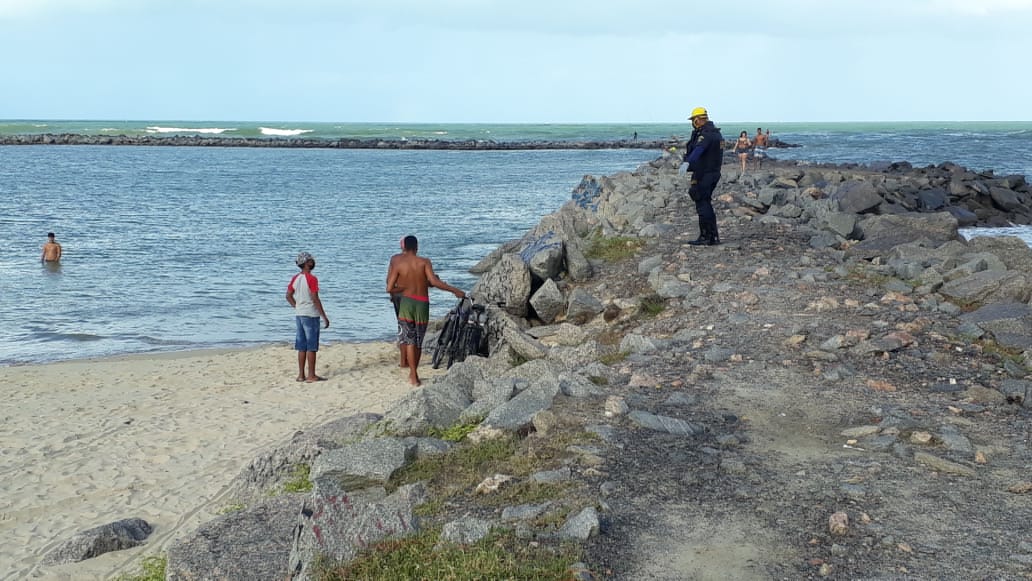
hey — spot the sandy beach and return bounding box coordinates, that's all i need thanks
[0,341,434,580]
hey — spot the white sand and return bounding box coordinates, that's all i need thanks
[0,341,438,580]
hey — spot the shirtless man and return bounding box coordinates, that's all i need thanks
[386,236,408,368]
[753,128,769,169]
[41,232,62,263]
[386,235,465,386]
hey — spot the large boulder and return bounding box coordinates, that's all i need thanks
[44,518,152,566]
[288,483,428,581]
[831,180,884,214]
[310,438,417,492]
[167,496,301,581]
[529,278,565,324]
[229,413,382,503]
[472,253,533,318]
[847,212,960,259]
[960,303,1032,351]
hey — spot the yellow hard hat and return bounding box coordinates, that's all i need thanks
[689,107,708,119]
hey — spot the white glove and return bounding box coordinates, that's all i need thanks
[677,162,689,176]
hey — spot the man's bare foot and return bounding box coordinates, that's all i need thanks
[305,375,327,383]
[409,377,422,387]
[295,375,305,382]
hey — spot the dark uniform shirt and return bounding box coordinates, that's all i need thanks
[684,121,724,175]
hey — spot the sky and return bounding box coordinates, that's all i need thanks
[1,0,1030,123]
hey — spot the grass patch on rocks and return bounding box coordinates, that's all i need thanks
[585,233,645,262]
[639,293,666,318]
[318,528,579,581]
[282,463,313,493]
[114,555,166,581]
[428,417,484,442]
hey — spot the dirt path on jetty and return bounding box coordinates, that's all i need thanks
[574,178,1032,579]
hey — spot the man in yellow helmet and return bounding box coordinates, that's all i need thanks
[681,107,724,245]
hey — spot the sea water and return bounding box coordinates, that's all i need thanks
[1,122,1030,365]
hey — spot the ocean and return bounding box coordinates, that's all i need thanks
[1,121,1030,366]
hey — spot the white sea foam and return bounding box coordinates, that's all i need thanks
[259,127,313,137]
[145,126,235,134]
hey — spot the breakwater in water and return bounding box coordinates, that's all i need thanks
[0,133,797,150]
[0,133,668,149]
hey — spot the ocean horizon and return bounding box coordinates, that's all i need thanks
[1,121,1030,366]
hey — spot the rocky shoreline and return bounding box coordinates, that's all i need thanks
[44,152,1031,580]
[0,132,796,151]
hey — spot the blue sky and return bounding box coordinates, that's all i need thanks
[1,0,1030,123]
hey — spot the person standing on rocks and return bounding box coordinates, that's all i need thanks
[680,107,724,245]
[386,235,465,387]
[753,127,769,168]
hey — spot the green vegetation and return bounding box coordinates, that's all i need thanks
[587,375,609,386]
[389,435,520,495]
[599,350,629,365]
[217,503,246,515]
[283,464,313,493]
[978,339,1026,365]
[428,417,484,442]
[639,293,666,318]
[318,528,579,581]
[585,232,645,262]
[114,555,166,581]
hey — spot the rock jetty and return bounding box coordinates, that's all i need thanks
[58,151,1032,580]
[0,132,796,151]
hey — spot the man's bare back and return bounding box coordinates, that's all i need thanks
[388,253,436,297]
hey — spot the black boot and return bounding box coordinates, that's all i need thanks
[707,221,721,246]
[687,221,709,246]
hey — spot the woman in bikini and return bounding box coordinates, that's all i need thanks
[733,131,752,176]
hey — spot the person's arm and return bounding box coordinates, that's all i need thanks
[425,260,465,299]
[386,256,397,293]
[312,292,330,329]
[286,280,296,308]
[56,244,62,260]
[386,268,401,295]
[40,246,45,263]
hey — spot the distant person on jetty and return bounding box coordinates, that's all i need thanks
[40,232,62,263]
[386,235,465,387]
[286,252,330,383]
[753,127,769,168]
[386,236,408,368]
[733,130,752,176]
[681,107,724,246]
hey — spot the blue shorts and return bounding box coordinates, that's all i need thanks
[295,316,321,352]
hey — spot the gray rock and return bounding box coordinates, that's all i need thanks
[557,507,600,541]
[483,371,561,432]
[627,410,702,436]
[501,502,551,522]
[940,271,1030,305]
[529,278,565,324]
[311,438,416,492]
[913,452,977,477]
[520,232,565,281]
[44,518,152,565]
[848,213,960,259]
[831,180,884,214]
[472,253,533,318]
[288,483,427,581]
[960,303,1032,351]
[167,496,300,581]
[938,426,973,454]
[531,466,572,484]
[999,379,1031,407]
[638,255,664,275]
[229,413,381,502]
[566,288,605,324]
[438,516,492,546]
